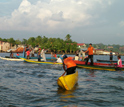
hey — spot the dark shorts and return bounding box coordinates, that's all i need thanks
[110,57,113,60]
[27,55,30,59]
[66,66,77,75]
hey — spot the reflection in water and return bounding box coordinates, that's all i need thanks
[57,84,78,102]
[88,70,96,77]
[86,69,96,81]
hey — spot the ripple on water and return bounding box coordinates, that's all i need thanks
[0,54,124,106]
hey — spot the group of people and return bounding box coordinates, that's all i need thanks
[37,48,46,61]
[10,43,123,76]
[74,43,95,65]
[73,43,122,71]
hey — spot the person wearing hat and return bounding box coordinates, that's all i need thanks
[62,55,77,75]
[115,55,122,70]
[85,43,96,65]
[54,55,62,64]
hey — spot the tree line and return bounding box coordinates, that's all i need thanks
[0,35,124,53]
[0,34,78,53]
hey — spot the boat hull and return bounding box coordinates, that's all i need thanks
[74,60,124,71]
[57,71,78,90]
[0,56,23,61]
[97,59,124,64]
[19,57,62,65]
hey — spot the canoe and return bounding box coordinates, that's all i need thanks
[76,63,124,71]
[57,71,78,90]
[19,57,62,65]
[0,56,23,61]
[74,60,124,71]
[97,59,124,64]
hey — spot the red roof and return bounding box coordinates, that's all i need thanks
[77,43,85,46]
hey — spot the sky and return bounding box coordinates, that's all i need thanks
[0,0,124,45]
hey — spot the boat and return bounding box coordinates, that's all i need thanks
[57,71,78,90]
[19,57,62,65]
[74,60,124,71]
[0,56,23,61]
[97,59,124,64]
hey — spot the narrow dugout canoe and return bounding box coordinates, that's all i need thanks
[74,60,124,67]
[97,59,124,64]
[57,71,78,90]
[19,57,62,65]
[76,64,124,71]
[0,56,23,61]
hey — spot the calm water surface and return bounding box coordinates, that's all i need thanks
[0,53,124,107]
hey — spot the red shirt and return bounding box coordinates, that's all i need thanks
[26,51,30,56]
[16,54,19,56]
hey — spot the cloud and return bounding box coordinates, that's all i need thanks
[0,0,116,33]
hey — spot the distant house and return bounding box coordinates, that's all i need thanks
[95,49,104,55]
[107,46,113,49]
[77,43,87,50]
[0,41,11,52]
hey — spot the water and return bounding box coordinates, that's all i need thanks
[0,53,124,107]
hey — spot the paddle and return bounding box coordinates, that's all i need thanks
[57,70,66,81]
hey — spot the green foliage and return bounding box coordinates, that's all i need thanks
[7,38,16,46]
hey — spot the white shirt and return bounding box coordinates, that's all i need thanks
[56,58,62,63]
[74,56,79,60]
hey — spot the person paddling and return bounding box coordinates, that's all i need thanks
[115,55,122,70]
[54,55,62,64]
[85,43,96,65]
[62,55,77,75]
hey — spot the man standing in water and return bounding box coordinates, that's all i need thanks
[85,43,96,65]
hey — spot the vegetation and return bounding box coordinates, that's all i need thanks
[0,35,124,53]
[0,34,78,53]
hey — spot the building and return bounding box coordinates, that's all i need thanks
[77,43,87,50]
[0,41,11,52]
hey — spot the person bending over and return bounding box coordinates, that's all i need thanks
[63,55,77,75]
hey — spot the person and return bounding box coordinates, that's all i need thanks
[110,50,113,63]
[37,48,41,61]
[41,48,46,61]
[63,55,77,75]
[74,54,79,61]
[26,49,30,59]
[10,51,13,58]
[79,50,85,61]
[115,55,122,70]
[16,52,19,56]
[30,48,34,57]
[54,55,62,64]
[52,52,57,58]
[85,43,96,65]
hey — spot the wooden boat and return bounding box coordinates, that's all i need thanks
[74,60,124,71]
[57,71,78,90]
[19,57,62,65]
[0,56,23,61]
[97,59,124,64]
